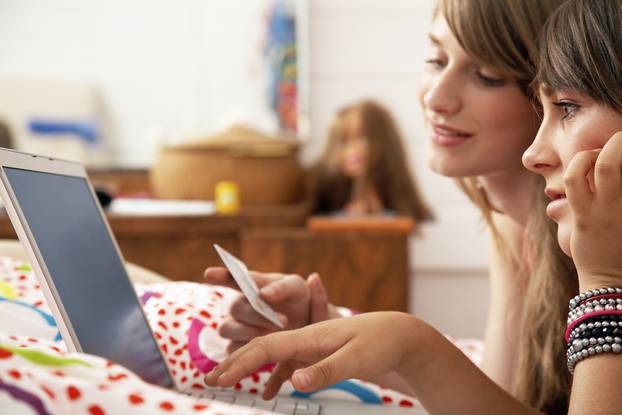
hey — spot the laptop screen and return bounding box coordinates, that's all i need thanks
[4,167,174,388]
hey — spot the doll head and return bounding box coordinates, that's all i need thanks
[315,100,434,222]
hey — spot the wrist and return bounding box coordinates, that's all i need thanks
[578,271,622,293]
[395,314,431,380]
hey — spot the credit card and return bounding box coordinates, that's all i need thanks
[213,244,285,329]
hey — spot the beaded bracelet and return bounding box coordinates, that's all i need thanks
[568,320,622,345]
[567,287,622,374]
[570,288,622,310]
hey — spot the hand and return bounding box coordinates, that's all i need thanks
[204,268,330,353]
[565,131,622,289]
[203,312,419,400]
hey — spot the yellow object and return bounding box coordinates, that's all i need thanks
[215,181,240,214]
[0,281,16,299]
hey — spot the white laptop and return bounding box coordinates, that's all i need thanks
[0,148,426,415]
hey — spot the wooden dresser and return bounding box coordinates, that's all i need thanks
[0,169,413,312]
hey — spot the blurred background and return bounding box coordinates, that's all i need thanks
[0,0,489,339]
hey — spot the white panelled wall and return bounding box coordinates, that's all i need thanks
[307,0,490,338]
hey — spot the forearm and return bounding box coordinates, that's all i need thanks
[569,355,622,415]
[399,317,540,415]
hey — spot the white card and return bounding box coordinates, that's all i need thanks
[213,244,285,329]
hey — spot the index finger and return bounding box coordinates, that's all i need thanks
[204,331,297,387]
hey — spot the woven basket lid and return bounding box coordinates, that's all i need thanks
[164,125,299,156]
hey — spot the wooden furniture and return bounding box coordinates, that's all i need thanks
[0,205,307,282]
[242,217,413,312]
[0,209,412,311]
[0,168,414,312]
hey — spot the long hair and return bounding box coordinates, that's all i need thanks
[436,1,573,413]
[517,1,622,410]
[436,0,564,249]
[313,100,434,224]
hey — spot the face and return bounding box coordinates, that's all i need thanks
[417,17,540,177]
[337,110,369,178]
[523,87,622,256]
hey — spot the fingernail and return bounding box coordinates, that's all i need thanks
[277,313,288,326]
[292,370,312,390]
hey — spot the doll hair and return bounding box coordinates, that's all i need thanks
[313,99,434,224]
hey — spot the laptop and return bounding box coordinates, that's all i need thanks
[0,148,426,415]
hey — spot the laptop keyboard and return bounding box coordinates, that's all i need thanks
[202,389,322,415]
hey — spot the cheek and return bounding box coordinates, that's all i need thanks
[475,92,538,150]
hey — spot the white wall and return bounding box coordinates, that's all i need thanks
[0,0,490,338]
[307,0,490,338]
[0,0,279,166]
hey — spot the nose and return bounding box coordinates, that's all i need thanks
[422,69,462,117]
[522,123,559,175]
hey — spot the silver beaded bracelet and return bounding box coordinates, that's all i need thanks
[567,287,622,374]
[567,336,622,373]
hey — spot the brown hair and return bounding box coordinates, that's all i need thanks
[536,0,622,112]
[313,100,434,224]
[436,0,572,413]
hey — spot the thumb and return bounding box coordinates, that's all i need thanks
[307,273,329,323]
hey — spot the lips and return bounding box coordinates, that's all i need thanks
[544,188,567,220]
[430,122,473,147]
[545,188,566,201]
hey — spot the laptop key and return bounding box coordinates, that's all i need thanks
[213,394,235,404]
[293,402,322,415]
[274,400,298,414]
[254,399,277,411]
[232,396,255,407]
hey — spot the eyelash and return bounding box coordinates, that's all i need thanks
[424,58,445,69]
[476,73,506,87]
[424,59,506,87]
[553,100,580,121]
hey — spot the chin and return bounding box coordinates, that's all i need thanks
[427,153,475,178]
[557,224,572,258]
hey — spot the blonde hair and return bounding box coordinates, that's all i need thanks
[436,1,573,413]
[313,99,434,224]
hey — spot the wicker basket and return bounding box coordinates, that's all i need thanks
[150,126,302,205]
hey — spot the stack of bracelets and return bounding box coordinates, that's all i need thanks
[566,287,622,373]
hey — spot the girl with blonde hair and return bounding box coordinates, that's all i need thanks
[205,0,573,412]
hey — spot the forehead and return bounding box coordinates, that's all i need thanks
[428,17,461,50]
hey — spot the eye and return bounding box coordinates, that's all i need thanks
[553,100,580,121]
[476,72,506,87]
[424,57,446,69]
